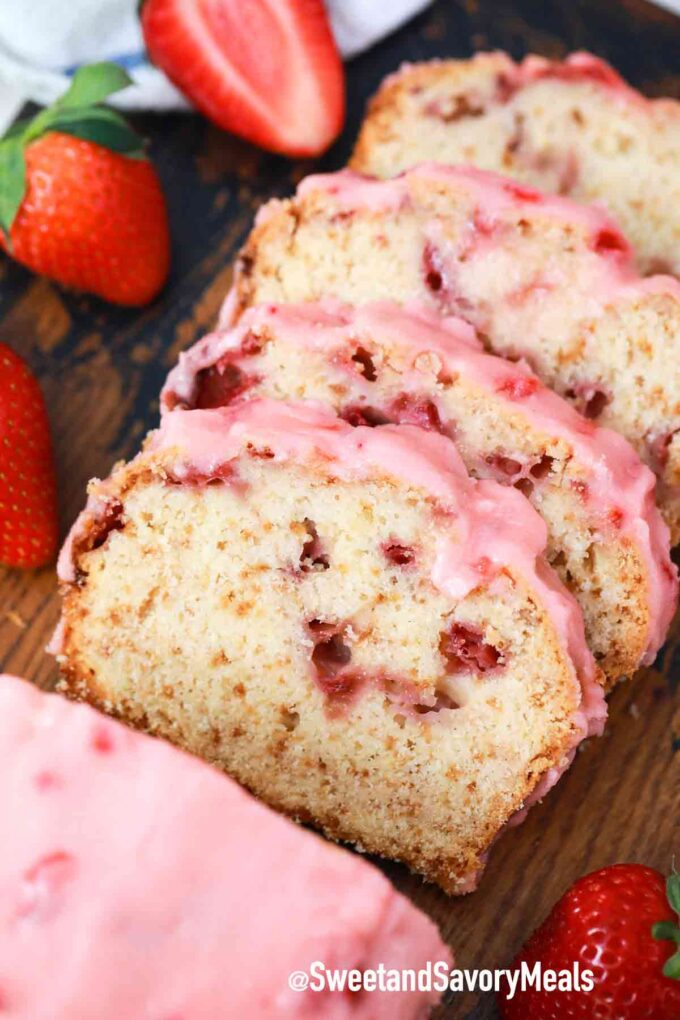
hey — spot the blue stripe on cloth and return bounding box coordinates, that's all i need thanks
[63,52,147,75]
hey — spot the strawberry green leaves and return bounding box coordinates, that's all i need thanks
[22,63,145,156]
[0,62,146,239]
[56,62,133,110]
[35,108,146,158]
[652,870,680,980]
[0,140,26,244]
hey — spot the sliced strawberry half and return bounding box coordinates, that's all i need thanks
[141,0,345,157]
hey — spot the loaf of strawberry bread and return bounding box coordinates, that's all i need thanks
[351,52,680,276]
[231,164,680,539]
[162,301,677,689]
[0,672,451,1018]
[53,400,606,894]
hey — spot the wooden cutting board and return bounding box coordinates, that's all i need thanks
[0,1,678,1015]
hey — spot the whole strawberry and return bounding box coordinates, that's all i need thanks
[498,865,680,1019]
[0,63,170,305]
[0,345,58,568]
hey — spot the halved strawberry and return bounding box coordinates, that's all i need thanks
[141,0,345,157]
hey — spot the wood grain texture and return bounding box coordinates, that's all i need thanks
[0,1,678,1016]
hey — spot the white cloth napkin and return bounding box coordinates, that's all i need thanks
[0,0,431,132]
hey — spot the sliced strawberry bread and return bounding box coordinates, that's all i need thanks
[162,301,677,689]
[0,672,451,1018]
[53,400,605,894]
[351,52,680,276]
[232,164,680,539]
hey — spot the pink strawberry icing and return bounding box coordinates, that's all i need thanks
[0,673,451,1019]
[162,301,677,669]
[295,162,632,242]
[275,163,680,310]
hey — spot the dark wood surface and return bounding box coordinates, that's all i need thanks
[1,1,679,1016]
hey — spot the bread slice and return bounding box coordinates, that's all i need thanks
[351,51,680,276]
[0,672,450,1017]
[53,400,605,894]
[232,163,680,540]
[162,301,677,689]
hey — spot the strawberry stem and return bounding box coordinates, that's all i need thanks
[652,870,680,980]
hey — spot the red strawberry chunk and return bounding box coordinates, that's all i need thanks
[89,500,124,552]
[485,454,523,478]
[390,394,445,433]
[495,71,518,103]
[530,455,554,480]
[194,361,259,410]
[308,620,357,699]
[439,623,502,675]
[240,331,263,356]
[382,541,417,566]
[340,404,390,428]
[350,346,378,381]
[311,634,351,678]
[497,375,539,399]
[564,381,610,420]
[592,227,630,258]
